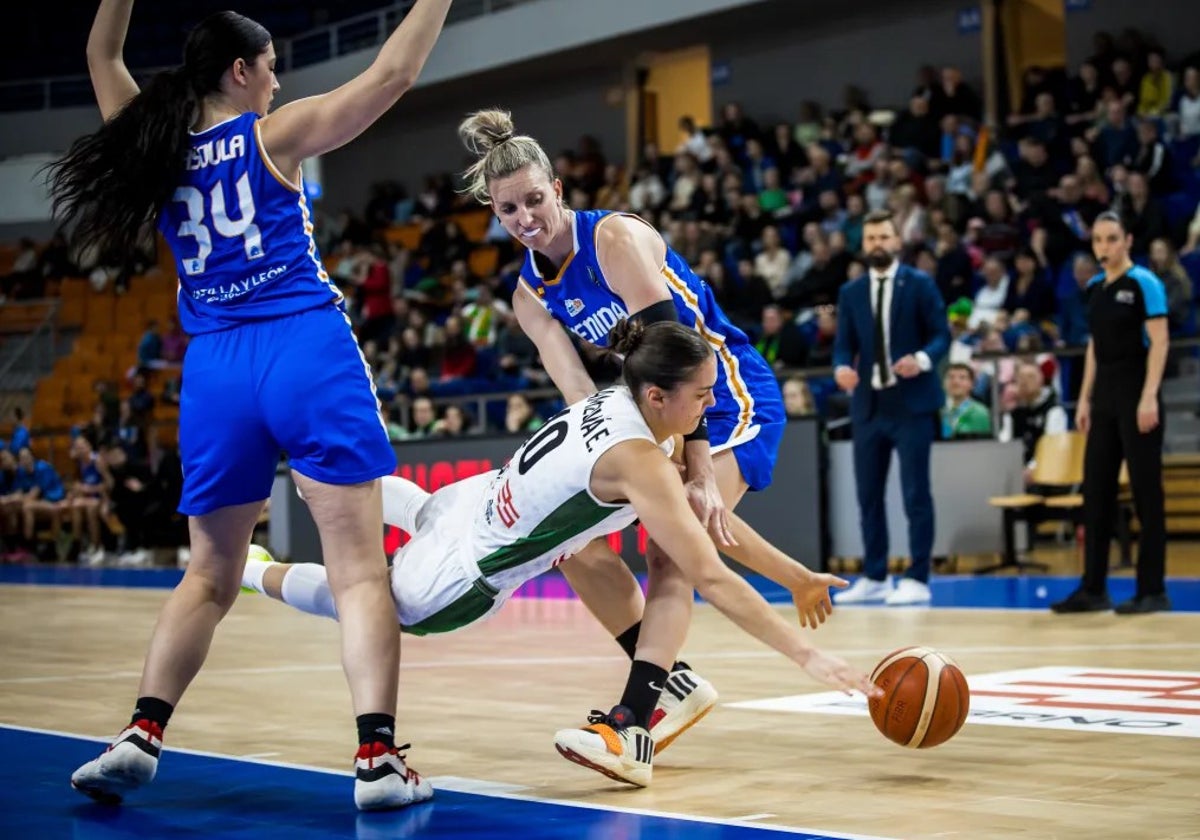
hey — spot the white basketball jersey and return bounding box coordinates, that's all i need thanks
[465,386,671,591]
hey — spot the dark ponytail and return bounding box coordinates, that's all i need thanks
[609,320,713,396]
[46,12,270,265]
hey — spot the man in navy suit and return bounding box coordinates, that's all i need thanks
[832,210,951,605]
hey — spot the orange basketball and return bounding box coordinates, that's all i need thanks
[868,646,970,748]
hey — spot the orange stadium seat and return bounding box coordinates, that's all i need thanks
[383,223,423,250]
[468,246,500,279]
[453,210,492,242]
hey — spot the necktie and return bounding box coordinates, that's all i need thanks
[874,274,891,386]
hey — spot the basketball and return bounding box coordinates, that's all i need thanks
[868,646,970,748]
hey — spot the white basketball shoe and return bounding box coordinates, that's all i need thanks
[554,705,655,787]
[70,719,162,804]
[647,666,718,752]
[353,742,433,811]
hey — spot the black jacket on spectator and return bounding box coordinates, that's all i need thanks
[936,246,976,304]
[1010,389,1061,463]
[889,112,941,160]
[1004,273,1057,322]
[1118,196,1170,255]
[754,324,808,368]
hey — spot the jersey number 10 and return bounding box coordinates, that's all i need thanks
[171,172,265,276]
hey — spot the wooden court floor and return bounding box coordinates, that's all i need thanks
[2,578,1198,840]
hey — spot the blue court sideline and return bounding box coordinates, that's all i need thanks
[2,565,1198,611]
[0,725,869,840]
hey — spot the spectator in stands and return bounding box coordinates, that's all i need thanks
[933,221,975,304]
[135,319,163,372]
[1175,67,1200,142]
[1004,246,1056,323]
[461,284,510,347]
[433,404,468,439]
[1058,252,1099,348]
[1117,171,1169,255]
[940,363,992,439]
[998,361,1068,479]
[1183,204,1200,254]
[753,225,792,298]
[1137,49,1174,118]
[890,95,941,162]
[15,447,65,562]
[160,315,188,364]
[594,163,629,210]
[351,244,394,346]
[115,399,148,463]
[931,66,982,122]
[1075,156,1111,205]
[503,393,544,435]
[889,184,926,246]
[1140,118,1178,191]
[628,163,666,215]
[1090,100,1139,170]
[977,190,1023,256]
[1067,61,1103,133]
[782,377,817,419]
[128,373,156,422]
[0,449,21,555]
[381,405,408,443]
[6,407,30,456]
[1012,138,1058,200]
[972,257,1011,328]
[770,122,808,175]
[64,435,107,565]
[669,152,701,213]
[754,305,807,369]
[99,439,152,566]
[409,397,438,438]
[1148,237,1195,333]
[0,238,39,301]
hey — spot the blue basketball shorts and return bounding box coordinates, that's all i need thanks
[178,304,396,516]
[707,344,785,492]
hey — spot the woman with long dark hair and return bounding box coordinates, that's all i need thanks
[54,0,453,812]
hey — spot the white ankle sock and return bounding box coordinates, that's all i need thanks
[242,558,272,594]
[280,563,339,621]
[381,475,430,532]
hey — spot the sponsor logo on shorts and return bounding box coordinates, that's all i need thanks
[726,667,1200,738]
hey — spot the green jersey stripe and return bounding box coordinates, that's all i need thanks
[476,490,617,577]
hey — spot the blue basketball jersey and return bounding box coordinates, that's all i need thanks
[158,112,340,335]
[519,210,768,440]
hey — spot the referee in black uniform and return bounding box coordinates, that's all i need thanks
[1052,211,1171,615]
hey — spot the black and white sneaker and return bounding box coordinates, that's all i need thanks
[70,719,162,804]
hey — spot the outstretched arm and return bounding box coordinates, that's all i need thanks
[601,442,878,696]
[86,0,140,121]
[261,0,452,175]
[721,511,847,629]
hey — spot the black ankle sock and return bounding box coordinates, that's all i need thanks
[615,621,641,660]
[356,713,396,749]
[672,660,691,673]
[131,696,174,730]
[618,660,669,729]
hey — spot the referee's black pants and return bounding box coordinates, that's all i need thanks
[1081,388,1166,598]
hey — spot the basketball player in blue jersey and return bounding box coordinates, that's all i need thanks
[457,110,787,777]
[47,0,454,812]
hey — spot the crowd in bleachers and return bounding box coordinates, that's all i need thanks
[323,26,1198,440]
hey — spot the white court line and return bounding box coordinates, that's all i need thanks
[0,722,896,839]
[2,641,1198,686]
[734,813,779,821]
[239,751,281,759]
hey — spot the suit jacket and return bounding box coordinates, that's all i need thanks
[833,263,950,422]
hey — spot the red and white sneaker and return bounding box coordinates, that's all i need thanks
[648,667,718,752]
[353,742,433,811]
[70,719,162,804]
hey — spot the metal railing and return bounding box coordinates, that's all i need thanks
[0,0,539,112]
[0,299,59,418]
